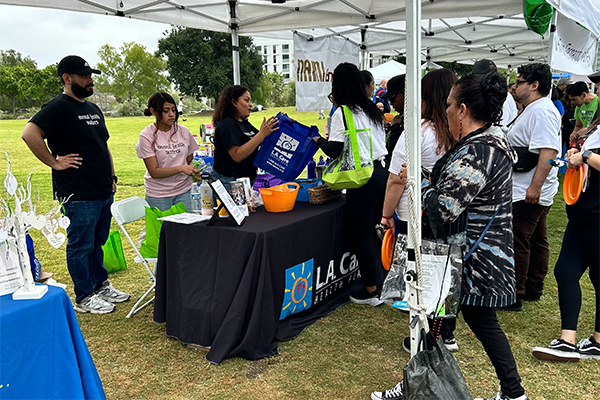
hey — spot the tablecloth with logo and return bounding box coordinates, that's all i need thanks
[153,199,362,364]
[0,285,106,399]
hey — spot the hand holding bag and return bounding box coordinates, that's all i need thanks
[323,105,374,190]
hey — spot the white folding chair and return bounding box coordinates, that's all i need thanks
[110,196,157,318]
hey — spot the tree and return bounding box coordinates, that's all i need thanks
[95,42,169,115]
[0,49,36,69]
[157,28,263,100]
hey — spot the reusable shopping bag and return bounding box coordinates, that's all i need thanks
[323,105,374,190]
[380,234,462,319]
[103,230,127,274]
[403,330,472,400]
[139,202,187,259]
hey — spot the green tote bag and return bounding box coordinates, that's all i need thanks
[323,105,374,190]
[139,202,187,259]
[103,230,128,274]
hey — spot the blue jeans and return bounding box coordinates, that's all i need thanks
[63,194,113,303]
[146,189,192,212]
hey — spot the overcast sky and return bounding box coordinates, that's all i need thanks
[0,4,172,69]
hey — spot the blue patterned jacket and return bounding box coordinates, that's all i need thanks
[422,126,517,308]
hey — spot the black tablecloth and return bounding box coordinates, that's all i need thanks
[153,199,362,364]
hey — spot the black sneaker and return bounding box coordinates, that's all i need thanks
[349,289,383,306]
[371,381,403,400]
[577,336,600,360]
[474,393,528,400]
[531,339,580,362]
[498,300,522,312]
[443,336,459,352]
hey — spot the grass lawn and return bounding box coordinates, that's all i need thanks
[0,109,598,400]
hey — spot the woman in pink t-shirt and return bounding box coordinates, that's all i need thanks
[135,92,199,211]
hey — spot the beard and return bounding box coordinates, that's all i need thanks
[71,80,94,98]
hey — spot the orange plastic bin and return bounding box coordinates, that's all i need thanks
[259,182,300,213]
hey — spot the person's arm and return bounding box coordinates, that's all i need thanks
[228,116,278,162]
[567,148,600,171]
[143,156,198,179]
[525,148,558,204]
[380,167,406,230]
[21,122,82,170]
[313,136,343,159]
[108,147,117,193]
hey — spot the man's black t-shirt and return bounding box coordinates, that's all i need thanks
[213,117,259,179]
[30,94,112,201]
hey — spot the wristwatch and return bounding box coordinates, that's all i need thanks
[112,175,118,184]
[582,150,593,164]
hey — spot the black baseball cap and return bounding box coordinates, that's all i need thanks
[472,59,497,75]
[57,55,101,77]
[381,74,406,100]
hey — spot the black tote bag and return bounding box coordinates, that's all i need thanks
[403,331,472,400]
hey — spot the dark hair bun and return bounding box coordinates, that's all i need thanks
[143,108,152,117]
[481,71,508,124]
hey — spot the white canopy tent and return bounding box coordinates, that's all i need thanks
[368,60,406,83]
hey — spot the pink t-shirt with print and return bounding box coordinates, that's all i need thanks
[135,123,198,198]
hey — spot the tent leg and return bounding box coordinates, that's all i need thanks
[232,30,241,85]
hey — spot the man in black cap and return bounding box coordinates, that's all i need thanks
[472,59,519,127]
[22,55,129,314]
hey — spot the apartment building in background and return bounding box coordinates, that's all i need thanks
[254,37,294,83]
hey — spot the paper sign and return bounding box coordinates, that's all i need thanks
[0,241,24,296]
[209,180,245,226]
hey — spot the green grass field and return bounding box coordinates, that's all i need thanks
[0,109,598,400]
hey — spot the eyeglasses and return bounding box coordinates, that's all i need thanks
[514,79,530,87]
[327,92,334,103]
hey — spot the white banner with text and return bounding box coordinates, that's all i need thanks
[294,35,359,112]
[551,13,598,75]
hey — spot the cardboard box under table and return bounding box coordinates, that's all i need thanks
[153,199,361,364]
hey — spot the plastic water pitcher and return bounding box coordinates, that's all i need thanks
[191,183,202,213]
[200,177,214,215]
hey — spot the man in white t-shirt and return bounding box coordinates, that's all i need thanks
[178,97,187,121]
[506,63,561,311]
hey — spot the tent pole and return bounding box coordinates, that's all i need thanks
[406,0,422,358]
[547,9,557,72]
[360,27,367,69]
[229,0,241,85]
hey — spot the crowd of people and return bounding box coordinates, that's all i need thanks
[18,54,598,400]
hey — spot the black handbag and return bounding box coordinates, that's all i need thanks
[403,330,472,400]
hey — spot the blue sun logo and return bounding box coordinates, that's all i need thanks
[280,259,313,320]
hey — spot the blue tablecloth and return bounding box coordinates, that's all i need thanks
[0,285,106,400]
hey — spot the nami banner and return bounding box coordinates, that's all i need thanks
[551,12,598,75]
[294,34,359,112]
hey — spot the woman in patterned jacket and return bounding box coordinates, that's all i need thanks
[422,71,527,400]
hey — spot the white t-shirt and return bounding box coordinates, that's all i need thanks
[329,106,387,162]
[502,93,518,127]
[507,97,561,206]
[389,120,444,221]
[178,100,184,113]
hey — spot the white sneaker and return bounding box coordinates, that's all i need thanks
[371,381,403,400]
[443,336,459,352]
[96,281,130,303]
[74,294,115,314]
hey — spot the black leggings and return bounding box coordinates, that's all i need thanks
[344,163,387,287]
[554,220,600,332]
[462,305,525,398]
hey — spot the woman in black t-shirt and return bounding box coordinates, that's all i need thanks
[212,85,278,187]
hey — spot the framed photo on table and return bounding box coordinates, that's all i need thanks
[208,180,246,226]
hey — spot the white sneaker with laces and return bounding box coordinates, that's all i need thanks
[74,294,115,314]
[371,381,403,400]
[96,281,130,303]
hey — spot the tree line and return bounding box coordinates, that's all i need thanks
[0,29,296,119]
